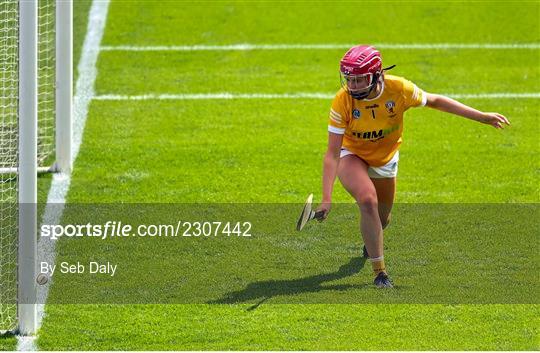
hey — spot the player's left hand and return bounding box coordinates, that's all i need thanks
[480,112,510,129]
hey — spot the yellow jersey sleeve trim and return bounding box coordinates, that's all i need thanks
[328,125,345,134]
[420,89,427,106]
[414,84,427,107]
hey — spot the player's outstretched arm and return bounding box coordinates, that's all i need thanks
[425,93,510,129]
[316,132,343,220]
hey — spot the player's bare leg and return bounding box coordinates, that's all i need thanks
[337,154,393,287]
[371,177,396,230]
[361,177,396,259]
[337,154,387,265]
[338,155,382,258]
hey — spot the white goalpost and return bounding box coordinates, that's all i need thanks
[18,0,39,336]
[0,0,72,335]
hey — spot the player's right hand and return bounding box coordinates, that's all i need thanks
[316,202,331,221]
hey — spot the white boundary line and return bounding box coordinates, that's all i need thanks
[16,0,111,351]
[93,92,540,101]
[100,43,540,51]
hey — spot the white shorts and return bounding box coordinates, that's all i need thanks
[340,148,399,179]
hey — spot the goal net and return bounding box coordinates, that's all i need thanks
[0,0,71,334]
[0,0,23,332]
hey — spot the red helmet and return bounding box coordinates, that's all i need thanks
[340,45,383,100]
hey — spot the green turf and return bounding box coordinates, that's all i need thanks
[96,50,539,95]
[103,1,538,45]
[38,304,539,350]
[0,333,16,351]
[36,0,539,350]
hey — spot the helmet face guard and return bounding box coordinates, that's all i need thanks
[340,71,381,100]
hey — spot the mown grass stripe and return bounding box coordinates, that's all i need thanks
[100,43,540,51]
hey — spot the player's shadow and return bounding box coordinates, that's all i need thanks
[208,256,367,310]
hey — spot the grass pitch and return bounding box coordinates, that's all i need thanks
[32,0,540,350]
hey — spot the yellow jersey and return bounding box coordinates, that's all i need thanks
[328,74,426,167]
